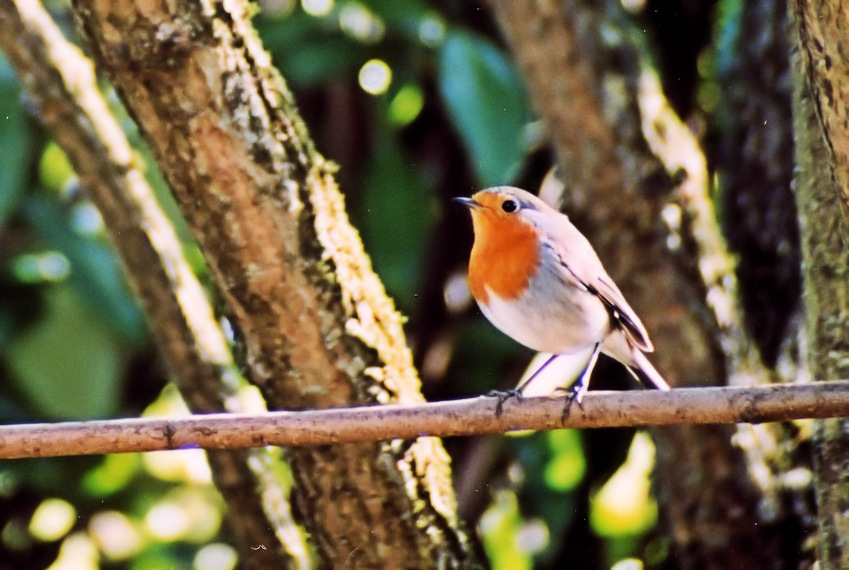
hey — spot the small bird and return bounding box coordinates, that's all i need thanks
[456,186,670,407]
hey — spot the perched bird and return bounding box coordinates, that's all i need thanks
[455,186,670,406]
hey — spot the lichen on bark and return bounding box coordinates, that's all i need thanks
[69,0,470,566]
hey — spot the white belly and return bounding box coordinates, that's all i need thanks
[477,280,610,355]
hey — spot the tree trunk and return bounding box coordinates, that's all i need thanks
[791,0,849,239]
[714,0,800,366]
[68,0,471,567]
[489,0,797,566]
[791,3,849,568]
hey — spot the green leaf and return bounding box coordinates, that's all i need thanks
[358,132,436,310]
[38,141,76,193]
[359,0,435,40]
[82,454,142,497]
[438,30,530,186]
[280,36,368,86]
[479,491,534,570]
[388,83,425,126]
[6,284,125,420]
[21,195,148,347]
[544,429,586,491]
[257,12,368,87]
[590,432,658,538]
[0,60,33,228]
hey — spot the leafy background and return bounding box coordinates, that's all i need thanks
[0,0,749,568]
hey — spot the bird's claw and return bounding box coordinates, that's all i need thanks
[555,384,584,424]
[487,389,523,418]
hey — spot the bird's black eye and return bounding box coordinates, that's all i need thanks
[501,199,518,213]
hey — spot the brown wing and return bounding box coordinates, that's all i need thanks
[591,275,653,352]
[503,187,655,353]
[543,226,654,353]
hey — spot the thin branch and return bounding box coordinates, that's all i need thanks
[2,382,847,459]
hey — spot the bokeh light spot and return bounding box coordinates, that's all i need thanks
[359,59,392,95]
[301,0,332,17]
[29,498,76,542]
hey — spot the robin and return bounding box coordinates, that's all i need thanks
[455,186,670,408]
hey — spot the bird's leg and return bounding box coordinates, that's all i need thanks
[572,343,601,404]
[515,353,560,393]
[488,354,560,418]
[560,342,601,422]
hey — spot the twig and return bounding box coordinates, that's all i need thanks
[2,382,848,459]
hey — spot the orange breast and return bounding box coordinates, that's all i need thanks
[468,212,540,304]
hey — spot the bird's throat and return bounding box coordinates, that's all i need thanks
[468,215,540,304]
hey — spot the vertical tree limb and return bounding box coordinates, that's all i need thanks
[68,0,470,566]
[489,0,724,385]
[790,5,849,567]
[707,3,815,564]
[0,1,295,567]
[791,0,849,239]
[488,0,788,566]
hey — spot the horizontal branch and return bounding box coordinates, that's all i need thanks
[2,381,848,459]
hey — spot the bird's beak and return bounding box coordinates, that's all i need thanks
[453,196,479,209]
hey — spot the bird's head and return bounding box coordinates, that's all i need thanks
[454,186,555,234]
[455,187,553,302]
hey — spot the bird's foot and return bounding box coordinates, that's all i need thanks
[555,383,586,424]
[487,389,523,419]
[556,342,597,422]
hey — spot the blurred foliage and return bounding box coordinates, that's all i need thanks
[1,387,234,570]
[0,60,32,231]
[437,28,530,186]
[0,0,738,568]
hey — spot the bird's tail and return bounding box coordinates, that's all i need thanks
[629,349,671,391]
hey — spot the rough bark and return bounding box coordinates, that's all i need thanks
[68,0,469,567]
[791,5,849,568]
[710,4,818,567]
[489,0,790,566]
[795,86,849,570]
[792,0,849,241]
